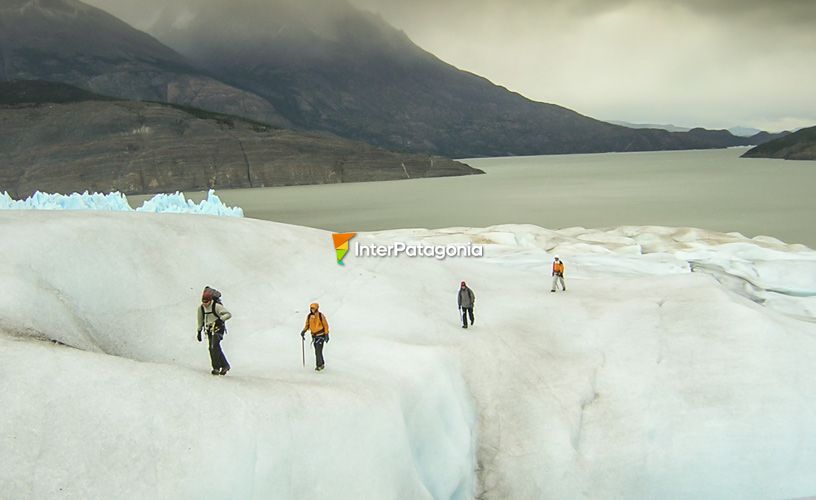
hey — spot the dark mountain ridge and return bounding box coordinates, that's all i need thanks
[1,0,783,161]
[742,126,816,160]
[145,0,769,157]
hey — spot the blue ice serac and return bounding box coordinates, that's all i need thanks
[0,189,244,217]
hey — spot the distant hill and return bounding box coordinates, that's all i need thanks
[742,130,791,145]
[0,0,288,126]
[0,81,481,196]
[608,121,692,133]
[742,126,816,160]
[609,121,787,143]
[728,126,763,137]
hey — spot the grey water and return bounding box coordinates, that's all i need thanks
[133,147,816,248]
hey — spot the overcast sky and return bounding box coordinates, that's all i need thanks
[348,0,816,131]
[90,0,816,132]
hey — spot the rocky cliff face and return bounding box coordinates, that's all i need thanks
[742,126,816,161]
[0,82,481,196]
[0,0,289,127]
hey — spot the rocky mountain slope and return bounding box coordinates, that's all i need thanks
[0,81,481,196]
[0,0,288,126]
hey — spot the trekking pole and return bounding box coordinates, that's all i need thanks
[301,335,305,367]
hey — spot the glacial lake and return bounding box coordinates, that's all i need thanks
[132,147,816,248]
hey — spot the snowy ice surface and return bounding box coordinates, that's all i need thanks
[1,213,816,499]
[0,189,243,217]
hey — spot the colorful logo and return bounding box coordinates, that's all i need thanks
[332,233,356,266]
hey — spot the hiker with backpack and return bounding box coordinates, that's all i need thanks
[196,286,232,375]
[551,256,566,292]
[301,303,330,371]
[458,281,475,329]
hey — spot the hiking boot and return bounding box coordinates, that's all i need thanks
[211,369,220,375]
[220,367,230,376]
[316,365,325,371]
[551,289,555,293]
[462,325,468,329]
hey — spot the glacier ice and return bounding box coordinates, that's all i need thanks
[0,189,243,217]
[2,214,816,499]
[0,190,132,211]
[135,190,243,217]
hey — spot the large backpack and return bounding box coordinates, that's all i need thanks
[202,286,227,334]
[203,285,222,304]
[305,311,327,334]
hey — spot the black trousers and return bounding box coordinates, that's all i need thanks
[313,335,326,368]
[207,332,230,370]
[461,307,474,326]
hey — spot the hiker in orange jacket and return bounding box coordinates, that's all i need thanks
[551,256,566,292]
[301,303,330,371]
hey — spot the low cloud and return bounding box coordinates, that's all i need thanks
[86,0,816,131]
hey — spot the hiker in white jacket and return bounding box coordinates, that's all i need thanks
[196,286,232,375]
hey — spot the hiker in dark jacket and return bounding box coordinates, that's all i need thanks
[196,287,232,375]
[458,281,475,329]
[301,303,330,371]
